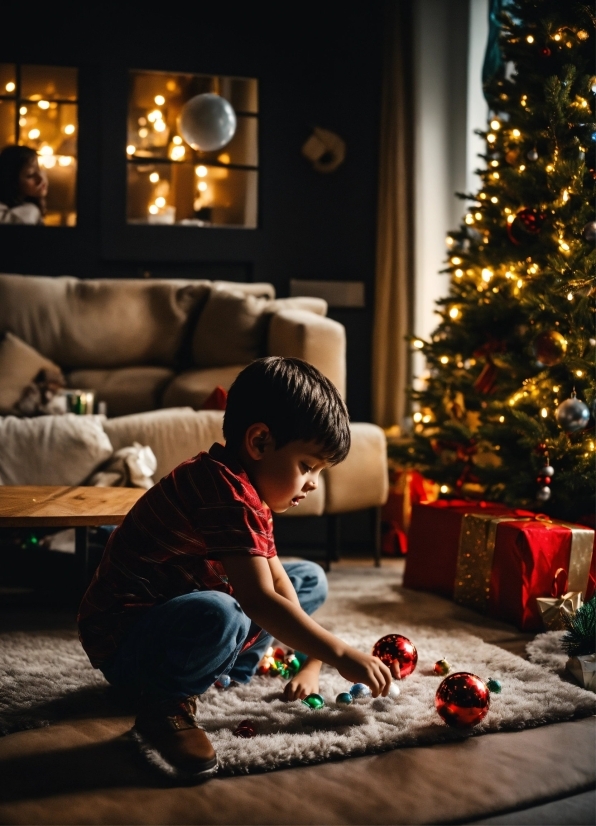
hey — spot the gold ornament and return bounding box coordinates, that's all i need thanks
[532,331,567,365]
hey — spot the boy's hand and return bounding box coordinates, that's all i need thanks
[282,659,321,702]
[335,649,392,697]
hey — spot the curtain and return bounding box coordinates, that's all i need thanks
[372,0,414,429]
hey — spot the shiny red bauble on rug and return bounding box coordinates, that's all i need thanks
[435,672,490,728]
[372,634,418,679]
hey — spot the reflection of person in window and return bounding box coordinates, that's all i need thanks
[0,146,48,224]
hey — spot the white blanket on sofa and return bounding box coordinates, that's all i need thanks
[0,414,113,486]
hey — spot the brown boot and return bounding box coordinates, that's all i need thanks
[131,696,218,782]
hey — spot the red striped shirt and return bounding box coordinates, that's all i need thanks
[78,443,276,667]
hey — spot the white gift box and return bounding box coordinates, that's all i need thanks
[566,654,596,693]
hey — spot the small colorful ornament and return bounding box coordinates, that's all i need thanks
[527,148,539,161]
[273,647,286,660]
[294,651,308,667]
[372,634,418,679]
[302,693,325,709]
[350,683,372,699]
[582,221,596,244]
[531,330,567,365]
[388,682,401,699]
[215,674,232,689]
[285,654,301,675]
[433,658,451,676]
[273,660,291,679]
[487,678,502,694]
[507,207,546,246]
[336,692,353,705]
[233,719,257,738]
[555,391,590,432]
[435,672,490,728]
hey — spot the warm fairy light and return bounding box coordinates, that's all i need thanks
[559,240,570,251]
[149,172,159,183]
[546,164,554,172]
[576,370,583,377]
[567,292,573,301]
[440,356,449,364]
[154,95,165,105]
[172,135,183,145]
[449,307,460,319]
[491,196,498,203]
[155,196,166,208]
[487,133,496,143]
[562,189,569,202]
[38,100,50,109]
[139,127,149,138]
[590,441,595,451]
[422,414,432,423]
[148,205,159,215]
[519,164,526,171]
[126,145,136,154]
[505,270,513,278]
[19,106,27,114]
[413,339,424,349]
[5,81,15,92]
[455,268,464,277]
[28,129,40,139]
[492,171,500,179]
[198,181,208,192]
[527,264,538,274]
[490,119,501,130]
[413,412,422,423]
[39,155,56,168]
[507,214,515,224]
[512,129,521,138]
[504,207,512,214]
[39,145,53,156]
[218,153,231,164]
[499,415,505,423]
[553,386,560,393]
[479,192,487,199]
[577,30,589,40]
[481,268,493,282]
[540,408,548,418]
[526,35,534,43]
[154,119,166,133]
[517,279,523,288]
[64,124,76,135]
[553,33,561,41]
[440,485,450,494]
[474,212,482,220]
[58,156,72,166]
[196,165,208,177]
[147,109,162,122]
[171,146,185,160]
[446,235,454,246]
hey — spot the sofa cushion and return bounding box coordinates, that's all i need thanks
[161,366,243,410]
[66,367,175,417]
[191,290,329,368]
[103,408,225,481]
[0,332,61,414]
[0,273,212,369]
[0,414,113,486]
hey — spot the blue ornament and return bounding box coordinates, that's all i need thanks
[336,692,353,705]
[215,674,232,689]
[487,678,502,694]
[349,683,372,699]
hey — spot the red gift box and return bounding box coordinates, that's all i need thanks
[404,500,596,631]
[381,469,438,555]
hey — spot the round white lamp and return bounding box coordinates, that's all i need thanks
[178,93,237,152]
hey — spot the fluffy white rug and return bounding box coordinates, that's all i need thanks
[1,566,594,775]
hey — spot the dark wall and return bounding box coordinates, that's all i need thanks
[0,2,385,421]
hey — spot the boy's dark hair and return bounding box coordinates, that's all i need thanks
[223,357,350,465]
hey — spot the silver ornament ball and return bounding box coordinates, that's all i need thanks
[537,486,551,502]
[527,148,539,161]
[582,221,596,244]
[178,93,237,152]
[555,396,591,432]
[540,465,554,477]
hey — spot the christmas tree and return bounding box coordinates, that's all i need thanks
[392,0,595,523]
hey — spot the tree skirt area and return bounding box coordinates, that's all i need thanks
[1,566,594,775]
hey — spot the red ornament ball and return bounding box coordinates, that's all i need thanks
[233,719,257,738]
[372,634,418,679]
[507,208,546,245]
[541,47,551,56]
[435,672,490,728]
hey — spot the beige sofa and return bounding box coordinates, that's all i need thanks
[0,273,388,559]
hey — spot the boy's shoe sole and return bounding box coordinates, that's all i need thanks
[130,727,219,783]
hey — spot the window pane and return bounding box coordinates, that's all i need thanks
[0,64,16,96]
[20,102,77,158]
[44,159,77,226]
[220,77,258,114]
[21,65,77,101]
[0,100,16,147]
[127,162,257,227]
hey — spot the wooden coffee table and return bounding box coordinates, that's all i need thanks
[0,486,145,585]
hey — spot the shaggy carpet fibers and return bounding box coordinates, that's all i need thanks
[1,567,594,775]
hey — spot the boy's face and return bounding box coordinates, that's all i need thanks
[245,432,330,513]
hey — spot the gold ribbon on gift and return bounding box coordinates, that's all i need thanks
[536,591,583,631]
[453,513,594,614]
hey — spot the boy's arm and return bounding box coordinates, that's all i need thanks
[220,553,392,697]
[267,555,301,608]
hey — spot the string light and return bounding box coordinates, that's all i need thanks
[64,124,76,135]
[147,109,162,123]
[474,212,482,220]
[28,129,40,140]
[148,205,159,215]
[154,95,165,105]
[440,485,450,493]
[413,412,422,422]
[519,164,526,171]
[139,128,149,138]
[567,292,573,301]
[576,370,583,377]
[5,81,15,92]
[126,145,136,154]
[491,196,498,203]
[577,30,589,40]
[490,119,501,130]
[559,240,570,251]
[562,189,569,202]
[171,146,185,160]
[546,164,554,172]
[486,134,497,144]
[422,415,432,423]
[440,356,449,364]
[553,33,561,41]
[451,256,462,265]
[38,100,50,110]
[499,416,505,422]
[149,172,159,183]
[553,386,559,393]
[446,235,454,246]
[19,106,27,115]
[449,307,460,319]
[172,135,183,145]
[198,181,208,192]
[413,339,424,349]
[526,35,534,43]
[196,166,208,177]
[517,279,523,288]
[455,269,463,277]
[481,268,493,282]
[155,196,166,208]
[540,408,548,418]
[154,120,166,133]
[492,171,500,179]
[465,214,475,224]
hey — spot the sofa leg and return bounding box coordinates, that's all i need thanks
[372,507,382,567]
[326,515,341,571]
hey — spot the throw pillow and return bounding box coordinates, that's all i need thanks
[0,414,113,486]
[0,332,61,414]
[191,289,270,368]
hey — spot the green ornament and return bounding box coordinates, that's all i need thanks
[294,651,308,667]
[301,693,325,709]
[286,655,301,675]
[487,678,502,694]
[274,660,290,679]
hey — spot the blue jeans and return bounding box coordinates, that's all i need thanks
[100,560,327,702]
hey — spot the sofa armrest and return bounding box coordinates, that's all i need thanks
[267,309,346,397]
[324,423,388,514]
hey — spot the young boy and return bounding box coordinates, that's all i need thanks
[78,357,392,782]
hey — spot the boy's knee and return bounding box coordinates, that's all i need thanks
[285,560,328,608]
[181,591,251,645]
